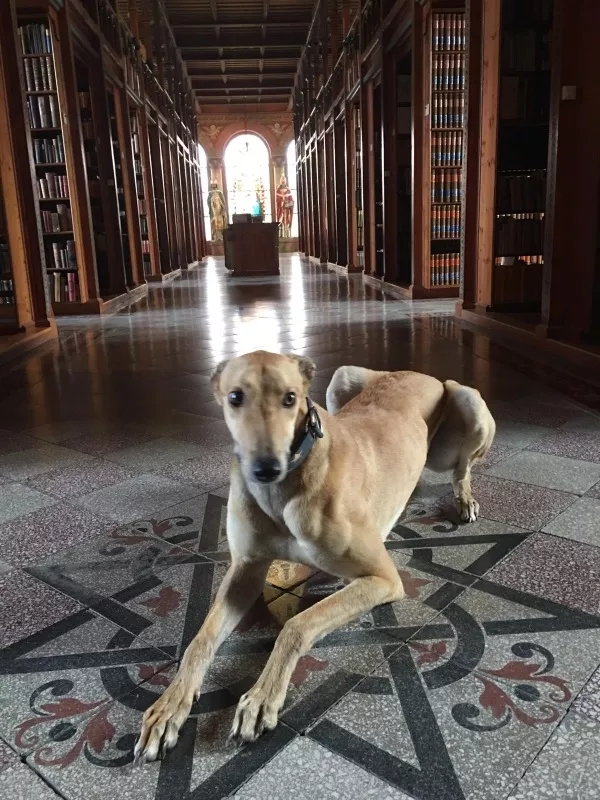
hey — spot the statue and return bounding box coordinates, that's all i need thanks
[207,182,227,241]
[276,174,294,238]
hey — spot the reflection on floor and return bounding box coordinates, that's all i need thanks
[0,255,600,800]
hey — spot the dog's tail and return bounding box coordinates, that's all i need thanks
[325,366,382,414]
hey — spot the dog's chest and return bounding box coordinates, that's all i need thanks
[247,486,323,568]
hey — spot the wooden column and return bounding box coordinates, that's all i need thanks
[459,0,484,310]
[382,50,397,282]
[0,0,51,332]
[317,137,328,262]
[413,0,429,292]
[89,62,127,296]
[473,0,500,310]
[114,87,144,286]
[147,119,171,274]
[362,80,375,275]
[53,7,100,303]
[344,104,360,271]
[324,127,335,262]
[138,110,161,279]
[538,0,600,339]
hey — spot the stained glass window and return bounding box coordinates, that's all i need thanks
[224,134,271,222]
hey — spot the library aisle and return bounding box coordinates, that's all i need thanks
[1,257,600,800]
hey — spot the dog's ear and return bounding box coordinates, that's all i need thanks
[288,354,316,389]
[211,359,229,404]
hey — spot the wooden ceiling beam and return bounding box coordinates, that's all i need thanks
[176,31,306,48]
[190,79,294,89]
[171,20,311,30]
[188,70,296,80]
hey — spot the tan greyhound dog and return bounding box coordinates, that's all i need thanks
[135,350,495,762]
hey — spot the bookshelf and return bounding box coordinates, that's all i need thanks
[19,21,80,305]
[427,9,465,292]
[492,0,553,312]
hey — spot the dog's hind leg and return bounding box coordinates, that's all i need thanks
[426,380,496,523]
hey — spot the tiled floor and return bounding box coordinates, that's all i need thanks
[1,255,600,799]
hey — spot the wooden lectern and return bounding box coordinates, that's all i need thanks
[223,222,280,276]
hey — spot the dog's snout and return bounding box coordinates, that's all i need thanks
[252,456,282,483]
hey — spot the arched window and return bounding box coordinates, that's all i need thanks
[198,144,211,241]
[286,140,299,238]
[224,134,271,222]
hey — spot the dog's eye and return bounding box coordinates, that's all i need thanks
[282,392,296,408]
[228,390,244,408]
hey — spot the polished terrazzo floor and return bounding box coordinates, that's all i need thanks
[1,255,600,799]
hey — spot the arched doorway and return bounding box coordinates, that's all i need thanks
[224,134,271,222]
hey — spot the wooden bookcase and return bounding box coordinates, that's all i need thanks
[491,0,553,313]
[18,21,81,306]
[426,8,465,294]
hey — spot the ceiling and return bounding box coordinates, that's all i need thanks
[163,0,316,112]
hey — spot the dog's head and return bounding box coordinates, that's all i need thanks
[211,350,316,485]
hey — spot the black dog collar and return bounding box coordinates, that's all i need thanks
[287,397,324,473]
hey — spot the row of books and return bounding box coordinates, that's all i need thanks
[432,14,465,52]
[141,240,151,254]
[37,174,69,199]
[495,214,544,255]
[22,56,55,92]
[27,95,60,130]
[140,216,149,236]
[431,95,464,129]
[0,279,15,305]
[430,254,460,286]
[496,171,546,213]
[431,170,461,203]
[50,272,80,303]
[432,206,461,240]
[499,76,551,122]
[49,240,77,270]
[496,254,544,266]
[138,198,147,215]
[432,55,465,92]
[33,136,64,165]
[432,132,463,167]
[19,24,52,55]
[501,30,551,73]
[41,205,72,233]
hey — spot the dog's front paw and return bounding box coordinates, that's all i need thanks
[456,496,479,523]
[229,686,281,745]
[134,680,193,764]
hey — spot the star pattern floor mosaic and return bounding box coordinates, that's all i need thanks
[1,256,600,799]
